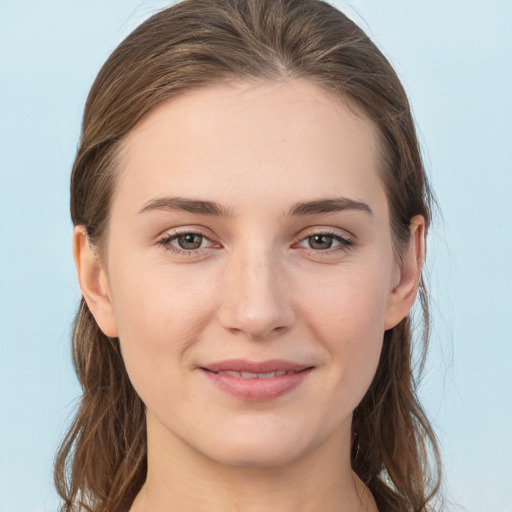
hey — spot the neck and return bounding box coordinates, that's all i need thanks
[130,415,377,512]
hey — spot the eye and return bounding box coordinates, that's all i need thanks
[295,230,353,253]
[157,230,218,255]
[174,233,204,250]
[304,234,338,250]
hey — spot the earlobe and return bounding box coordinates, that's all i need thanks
[73,226,119,337]
[384,215,425,330]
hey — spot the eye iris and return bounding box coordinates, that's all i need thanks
[178,233,203,250]
[308,234,333,250]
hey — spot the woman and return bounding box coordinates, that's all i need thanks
[54,0,442,510]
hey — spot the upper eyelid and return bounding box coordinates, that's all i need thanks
[294,227,354,242]
[158,229,217,246]
[158,226,215,241]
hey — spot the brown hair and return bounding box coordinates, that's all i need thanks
[55,0,441,510]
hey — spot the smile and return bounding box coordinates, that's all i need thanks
[209,370,298,378]
[200,365,314,401]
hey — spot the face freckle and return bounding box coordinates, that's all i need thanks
[103,78,401,469]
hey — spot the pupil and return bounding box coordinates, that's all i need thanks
[178,234,202,249]
[309,234,332,250]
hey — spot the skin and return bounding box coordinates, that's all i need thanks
[74,78,425,512]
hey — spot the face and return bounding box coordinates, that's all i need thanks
[78,79,420,469]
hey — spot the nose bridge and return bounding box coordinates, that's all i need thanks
[218,241,294,340]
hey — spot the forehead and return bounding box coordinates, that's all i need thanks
[115,78,385,218]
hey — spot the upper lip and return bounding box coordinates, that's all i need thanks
[202,359,312,373]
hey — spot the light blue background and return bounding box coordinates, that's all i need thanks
[1,1,511,511]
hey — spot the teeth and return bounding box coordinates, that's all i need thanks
[220,370,241,377]
[215,370,295,378]
[253,371,275,379]
[240,371,273,378]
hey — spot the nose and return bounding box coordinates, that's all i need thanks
[217,248,295,341]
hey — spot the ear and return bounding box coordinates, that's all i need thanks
[384,215,425,330]
[73,226,119,337]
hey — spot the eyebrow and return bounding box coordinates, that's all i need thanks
[139,197,233,216]
[139,196,372,217]
[288,197,372,216]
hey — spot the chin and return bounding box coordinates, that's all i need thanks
[207,442,305,468]
[196,422,318,468]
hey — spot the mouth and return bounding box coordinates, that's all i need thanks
[201,358,313,374]
[204,369,303,379]
[199,359,314,401]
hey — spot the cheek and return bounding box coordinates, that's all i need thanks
[298,264,389,398]
[300,260,391,337]
[111,255,217,337]
[107,258,219,402]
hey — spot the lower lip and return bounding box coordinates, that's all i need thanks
[201,368,313,401]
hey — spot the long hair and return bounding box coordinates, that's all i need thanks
[55,1,442,510]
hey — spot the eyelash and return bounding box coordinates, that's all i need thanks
[157,229,354,257]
